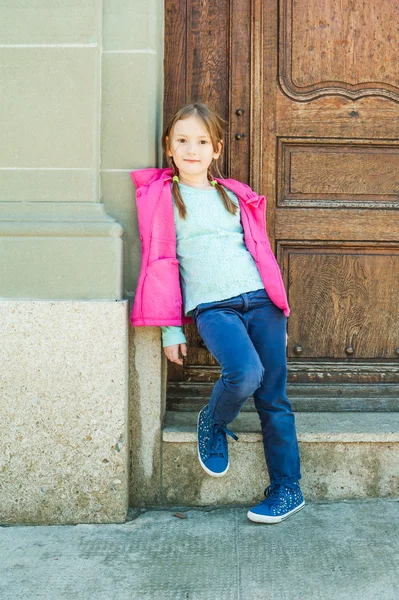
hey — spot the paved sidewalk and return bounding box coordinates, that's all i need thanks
[1,499,398,600]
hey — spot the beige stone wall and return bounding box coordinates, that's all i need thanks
[0,301,129,524]
[101,0,164,298]
[0,1,165,522]
[0,0,164,299]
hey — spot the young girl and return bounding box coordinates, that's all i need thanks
[131,103,305,524]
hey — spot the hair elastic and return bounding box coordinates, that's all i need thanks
[210,179,217,187]
[172,175,179,183]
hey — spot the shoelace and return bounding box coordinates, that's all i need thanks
[262,481,299,503]
[209,423,238,455]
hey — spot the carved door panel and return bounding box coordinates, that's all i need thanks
[165,0,399,411]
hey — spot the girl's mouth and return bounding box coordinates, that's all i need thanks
[184,159,200,163]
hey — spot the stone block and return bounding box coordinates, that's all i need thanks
[0,48,97,169]
[0,202,123,300]
[161,411,399,505]
[0,0,99,45]
[101,53,162,169]
[101,171,141,296]
[0,169,95,203]
[129,326,166,506]
[0,300,129,524]
[103,0,160,51]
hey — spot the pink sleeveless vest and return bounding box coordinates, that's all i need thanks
[130,168,289,326]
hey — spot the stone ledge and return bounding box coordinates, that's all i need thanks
[0,202,123,299]
[0,202,123,237]
[161,411,399,504]
[163,411,399,443]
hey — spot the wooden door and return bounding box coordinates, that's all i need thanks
[164,0,399,411]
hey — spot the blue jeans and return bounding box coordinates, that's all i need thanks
[192,288,301,485]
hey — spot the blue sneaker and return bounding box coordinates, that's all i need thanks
[247,481,305,523]
[197,405,238,477]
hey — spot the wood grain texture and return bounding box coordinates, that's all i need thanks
[278,139,399,208]
[275,211,399,241]
[164,0,187,128]
[166,381,399,411]
[167,361,399,386]
[279,0,399,102]
[276,95,399,139]
[261,0,278,244]
[286,248,399,359]
[186,0,230,114]
[228,0,251,182]
[249,0,263,192]
[163,0,399,406]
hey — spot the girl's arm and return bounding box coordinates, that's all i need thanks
[161,326,187,348]
[161,326,187,366]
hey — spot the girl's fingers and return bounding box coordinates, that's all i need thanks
[164,344,185,365]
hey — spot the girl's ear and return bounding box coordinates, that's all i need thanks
[165,135,173,157]
[213,140,223,159]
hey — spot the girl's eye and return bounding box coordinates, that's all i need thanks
[176,138,209,144]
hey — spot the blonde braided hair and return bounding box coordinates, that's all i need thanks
[163,103,238,220]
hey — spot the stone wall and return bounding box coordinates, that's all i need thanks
[0,0,164,523]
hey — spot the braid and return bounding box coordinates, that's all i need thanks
[168,161,237,220]
[171,161,187,219]
[207,169,238,216]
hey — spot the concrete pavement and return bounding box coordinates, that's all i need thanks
[1,499,398,600]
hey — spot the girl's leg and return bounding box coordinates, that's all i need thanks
[247,293,301,484]
[194,300,264,425]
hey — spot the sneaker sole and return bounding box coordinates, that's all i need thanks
[247,500,305,524]
[197,410,229,477]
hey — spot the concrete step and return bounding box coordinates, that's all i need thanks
[162,411,399,505]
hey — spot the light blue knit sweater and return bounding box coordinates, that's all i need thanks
[161,183,264,347]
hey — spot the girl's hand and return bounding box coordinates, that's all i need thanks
[164,343,187,365]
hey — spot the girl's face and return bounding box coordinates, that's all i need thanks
[166,115,222,185]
